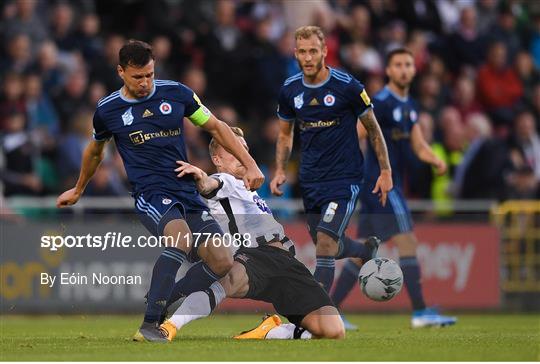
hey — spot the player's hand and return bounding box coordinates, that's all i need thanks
[56,188,81,208]
[373,169,393,207]
[243,165,265,191]
[433,158,447,176]
[270,170,287,196]
[175,161,204,180]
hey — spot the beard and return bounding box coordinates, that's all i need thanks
[297,58,323,77]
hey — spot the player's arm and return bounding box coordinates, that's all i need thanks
[174,161,220,196]
[410,123,447,175]
[200,116,264,191]
[56,139,108,207]
[359,108,393,206]
[270,120,294,196]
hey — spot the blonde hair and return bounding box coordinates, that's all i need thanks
[209,126,245,156]
[294,25,325,45]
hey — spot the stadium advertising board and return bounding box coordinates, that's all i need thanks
[0,218,499,313]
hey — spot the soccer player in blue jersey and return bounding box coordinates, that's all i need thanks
[333,48,457,328]
[270,26,392,294]
[56,40,264,341]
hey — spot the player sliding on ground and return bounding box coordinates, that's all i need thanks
[156,127,373,342]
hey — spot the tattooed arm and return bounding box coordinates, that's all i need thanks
[270,120,294,196]
[359,108,393,206]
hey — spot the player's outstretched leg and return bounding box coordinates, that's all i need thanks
[134,219,192,342]
[160,262,249,341]
[394,233,457,328]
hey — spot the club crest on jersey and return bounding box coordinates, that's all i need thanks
[159,102,172,115]
[122,107,134,126]
[294,92,304,109]
[393,107,402,122]
[162,198,172,205]
[323,94,336,106]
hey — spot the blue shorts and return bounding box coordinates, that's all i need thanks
[301,182,361,242]
[134,190,223,261]
[358,186,413,242]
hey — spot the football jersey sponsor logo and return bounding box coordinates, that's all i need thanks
[323,94,335,106]
[298,118,340,130]
[142,109,153,118]
[129,128,181,145]
[159,102,172,115]
[122,107,134,126]
[294,92,304,109]
[162,198,172,205]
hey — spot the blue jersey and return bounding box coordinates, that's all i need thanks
[92,79,211,195]
[277,68,372,185]
[364,86,418,188]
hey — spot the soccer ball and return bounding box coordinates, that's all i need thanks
[358,258,403,301]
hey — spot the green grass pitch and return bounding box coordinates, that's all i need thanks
[1,314,539,361]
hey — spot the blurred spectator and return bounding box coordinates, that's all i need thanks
[53,70,88,132]
[452,75,482,121]
[33,40,65,96]
[73,12,103,62]
[87,81,107,108]
[487,3,521,62]
[2,33,33,73]
[50,2,77,52]
[476,0,499,34]
[181,66,207,99]
[24,73,59,136]
[57,110,126,195]
[0,73,26,130]
[531,85,540,131]
[0,0,48,46]
[341,41,383,79]
[152,35,175,80]
[431,107,466,214]
[90,34,124,93]
[453,113,508,199]
[202,0,250,113]
[0,112,42,196]
[406,30,430,73]
[396,0,442,35]
[506,111,540,198]
[444,6,486,74]
[530,13,540,68]
[515,50,540,106]
[476,41,523,129]
[417,73,445,118]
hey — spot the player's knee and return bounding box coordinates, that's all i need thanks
[206,250,234,276]
[321,321,345,339]
[316,232,338,256]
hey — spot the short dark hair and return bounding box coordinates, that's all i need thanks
[386,47,414,66]
[118,39,154,69]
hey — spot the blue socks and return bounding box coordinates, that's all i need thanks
[144,247,186,323]
[336,236,372,261]
[331,259,361,307]
[314,255,335,292]
[400,256,426,311]
[168,261,222,306]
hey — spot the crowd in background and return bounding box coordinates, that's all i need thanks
[1,0,540,207]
